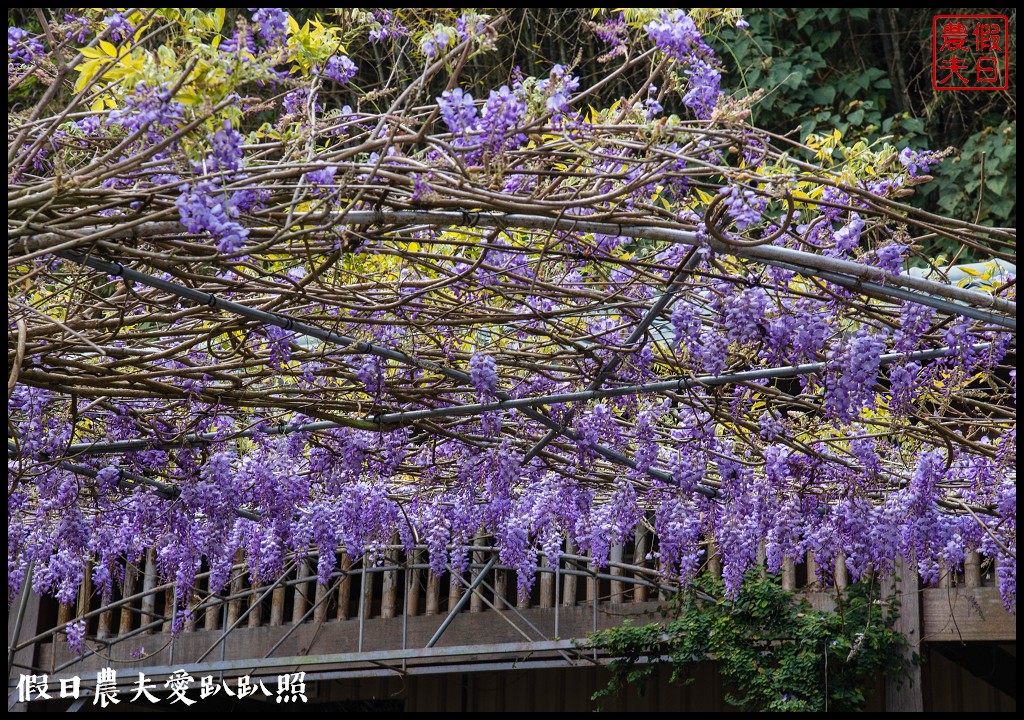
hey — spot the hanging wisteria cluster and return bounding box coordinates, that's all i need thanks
[7,8,1016,635]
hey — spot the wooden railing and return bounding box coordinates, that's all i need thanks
[41,531,1001,648]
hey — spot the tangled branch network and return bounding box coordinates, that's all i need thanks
[7,9,1016,636]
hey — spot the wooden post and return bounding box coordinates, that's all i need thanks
[756,541,767,580]
[781,557,796,591]
[884,557,923,712]
[313,579,329,623]
[539,555,554,608]
[610,544,625,603]
[406,550,421,617]
[78,563,92,636]
[494,564,508,611]
[964,551,981,587]
[448,568,463,610]
[834,554,849,591]
[516,572,530,610]
[937,560,951,589]
[633,525,649,603]
[806,551,821,590]
[707,541,722,579]
[563,540,577,607]
[292,553,312,623]
[57,603,73,639]
[270,565,286,626]
[336,553,353,620]
[226,550,245,628]
[362,558,375,620]
[162,587,174,632]
[381,543,400,619]
[585,553,596,604]
[470,533,486,613]
[248,581,263,628]
[142,550,158,634]
[119,564,137,636]
[97,590,112,640]
[425,563,440,616]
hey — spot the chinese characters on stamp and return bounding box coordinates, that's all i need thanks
[933,15,1009,91]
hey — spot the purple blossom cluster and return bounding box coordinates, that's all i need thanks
[368,10,409,43]
[538,64,580,116]
[251,8,289,47]
[103,12,133,44]
[719,186,768,230]
[8,27,44,65]
[420,26,452,60]
[683,58,721,119]
[437,88,478,134]
[898,147,941,177]
[480,85,527,153]
[107,84,185,152]
[176,180,250,254]
[469,352,499,397]
[824,328,887,423]
[322,55,357,84]
[644,10,704,60]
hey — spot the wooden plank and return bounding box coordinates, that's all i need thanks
[922,586,1016,642]
[885,557,922,712]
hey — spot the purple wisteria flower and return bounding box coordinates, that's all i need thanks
[719,186,767,230]
[251,8,289,47]
[437,88,478,134]
[683,57,720,119]
[898,147,940,177]
[322,55,357,84]
[469,352,499,397]
[8,27,44,65]
[103,12,133,44]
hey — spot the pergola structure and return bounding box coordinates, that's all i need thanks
[7,7,1017,711]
